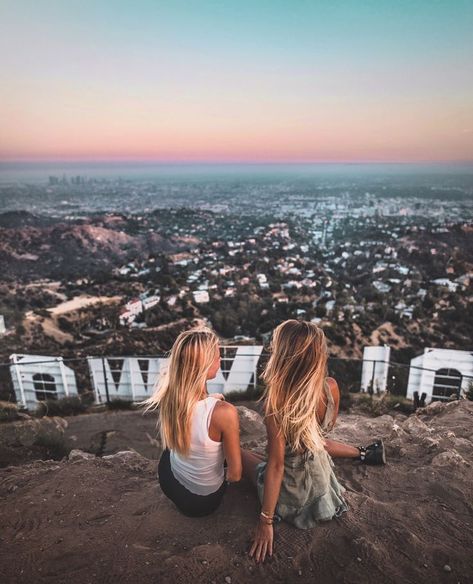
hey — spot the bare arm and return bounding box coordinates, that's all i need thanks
[249,414,285,563]
[213,402,242,483]
[327,377,340,429]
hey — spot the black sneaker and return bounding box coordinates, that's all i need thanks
[358,439,386,465]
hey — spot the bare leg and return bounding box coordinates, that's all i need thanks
[325,438,360,459]
[241,449,265,488]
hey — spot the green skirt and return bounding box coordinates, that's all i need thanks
[256,448,348,530]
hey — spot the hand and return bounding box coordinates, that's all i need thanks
[249,520,274,563]
[209,393,225,400]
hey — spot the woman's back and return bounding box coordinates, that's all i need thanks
[170,397,225,495]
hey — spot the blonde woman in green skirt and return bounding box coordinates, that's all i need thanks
[243,320,384,563]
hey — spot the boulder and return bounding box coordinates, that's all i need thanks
[68,449,95,462]
[236,406,266,442]
[102,449,146,462]
[402,416,431,437]
[389,422,407,440]
[431,450,469,467]
[101,449,153,473]
[417,401,444,416]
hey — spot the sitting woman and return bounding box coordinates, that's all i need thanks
[243,320,382,563]
[143,326,241,517]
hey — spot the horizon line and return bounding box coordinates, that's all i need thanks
[1,158,473,166]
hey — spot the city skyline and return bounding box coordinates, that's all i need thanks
[1,0,472,163]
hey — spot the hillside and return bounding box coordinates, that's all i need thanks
[1,401,472,583]
[0,212,179,281]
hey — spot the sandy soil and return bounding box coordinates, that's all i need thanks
[22,295,122,345]
[22,314,74,345]
[48,295,122,315]
[1,401,473,584]
[370,321,407,348]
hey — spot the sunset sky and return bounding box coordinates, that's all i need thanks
[1,0,472,163]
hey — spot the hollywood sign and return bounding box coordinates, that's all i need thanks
[9,346,263,411]
[10,346,473,412]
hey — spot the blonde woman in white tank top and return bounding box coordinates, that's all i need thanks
[142,327,242,517]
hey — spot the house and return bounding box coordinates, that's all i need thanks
[325,300,336,314]
[167,295,177,307]
[193,290,210,303]
[119,309,135,326]
[431,278,459,293]
[373,281,391,293]
[126,298,143,316]
[141,295,160,310]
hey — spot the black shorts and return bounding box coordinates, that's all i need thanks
[157,448,226,517]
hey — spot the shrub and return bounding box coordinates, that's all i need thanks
[80,390,96,407]
[34,431,70,460]
[15,323,26,336]
[381,393,413,414]
[106,398,136,410]
[224,384,265,403]
[339,390,353,412]
[356,393,413,416]
[0,401,21,423]
[36,396,88,417]
[466,381,473,402]
[225,384,265,403]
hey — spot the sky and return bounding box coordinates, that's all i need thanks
[0,0,472,163]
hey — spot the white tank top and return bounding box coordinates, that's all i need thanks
[170,397,225,495]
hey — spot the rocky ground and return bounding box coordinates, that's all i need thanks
[1,401,473,584]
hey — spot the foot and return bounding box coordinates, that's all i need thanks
[358,439,386,465]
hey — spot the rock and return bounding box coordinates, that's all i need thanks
[225,576,232,583]
[377,414,394,424]
[17,413,32,421]
[431,450,468,467]
[101,450,152,473]
[68,449,95,462]
[403,416,431,437]
[102,450,145,462]
[443,564,452,572]
[420,437,440,451]
[417,401,444,416]
[236,406,266,441]
[393,413,408,423]
[453,437,472,452]
[390,422,407,440]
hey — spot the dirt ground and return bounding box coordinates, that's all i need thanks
[1,401,473,584]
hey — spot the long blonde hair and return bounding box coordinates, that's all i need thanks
[141,326,219,455]
[262,320,328,453]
